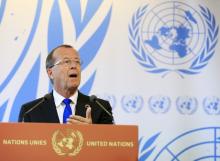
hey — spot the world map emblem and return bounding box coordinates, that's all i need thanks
[176,96,198,115]
[203,96,220,115]
[121,95,143,113]
[52,129,83,157]
[129,1,219,77]
[148,95,171,114]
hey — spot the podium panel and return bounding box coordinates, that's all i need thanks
[0,123,138,161]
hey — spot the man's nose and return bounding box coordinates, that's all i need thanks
[70,62,77,68]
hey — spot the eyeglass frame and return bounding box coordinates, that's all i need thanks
[48,58,82,68]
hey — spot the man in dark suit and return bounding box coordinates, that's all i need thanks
[18,44,114,124]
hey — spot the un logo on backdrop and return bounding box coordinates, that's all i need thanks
[176,96,198,115]
[129,1,219,77]
[121,95,143,113]
[203,96,220,115]
[148,95,171,113]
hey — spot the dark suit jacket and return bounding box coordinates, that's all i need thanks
[18,91,113,124]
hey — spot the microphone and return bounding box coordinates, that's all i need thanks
[89,95,113,118]
[22,94,50,122]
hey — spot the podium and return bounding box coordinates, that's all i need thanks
[0,123,138,161]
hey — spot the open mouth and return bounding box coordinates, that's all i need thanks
[69,74,77,78]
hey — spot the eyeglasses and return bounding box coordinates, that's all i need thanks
[49,58,82,68]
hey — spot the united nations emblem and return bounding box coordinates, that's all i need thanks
[129,1,219,77]
[203,96,220,115]
[121,95,143,113]
[176,96,198,115]
[52,129,83,156]
[148,95,171,114]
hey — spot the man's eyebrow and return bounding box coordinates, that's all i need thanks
[62,57,80,60]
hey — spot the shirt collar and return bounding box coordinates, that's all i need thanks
[53,89,78,107]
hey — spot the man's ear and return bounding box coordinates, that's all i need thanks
[47,68,53,79]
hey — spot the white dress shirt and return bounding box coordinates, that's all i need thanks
[53,89,78,123]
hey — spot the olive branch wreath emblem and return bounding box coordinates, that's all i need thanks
[129,5,219,77]
[52,130,83,157]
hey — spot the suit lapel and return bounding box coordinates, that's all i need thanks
[75,92,88,117]
[42,93,60,123]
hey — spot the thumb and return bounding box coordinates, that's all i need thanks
[86,107,92,121]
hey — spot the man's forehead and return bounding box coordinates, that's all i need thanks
[53,47,79,58]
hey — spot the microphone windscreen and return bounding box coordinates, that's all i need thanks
[90,95,97,102]
[44,94,51,100]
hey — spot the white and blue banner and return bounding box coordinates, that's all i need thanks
[1,0,220,160]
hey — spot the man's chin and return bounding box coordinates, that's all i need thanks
[68,84,79,91]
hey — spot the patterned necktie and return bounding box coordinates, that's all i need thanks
[63,98,72,123]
